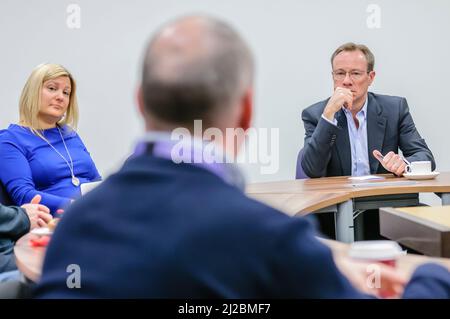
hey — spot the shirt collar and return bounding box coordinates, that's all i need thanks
[133,131,246,191]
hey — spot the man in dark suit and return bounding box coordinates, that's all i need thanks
[35,17,450,298]
[0,195,51,274]
[301,43,434,178]
[301,43,435,239]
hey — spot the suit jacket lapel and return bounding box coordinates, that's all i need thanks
[335,110,351,176]
[367,94,387,173]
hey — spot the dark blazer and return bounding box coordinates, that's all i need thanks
[34,153,450,298]
[301,92,435,178]
[0,204,30,272]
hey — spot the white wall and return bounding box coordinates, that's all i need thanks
[1,0,449,192]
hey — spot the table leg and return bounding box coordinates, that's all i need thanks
[353,210,365,241]
[335,199,354,243]
[441,193,450,206]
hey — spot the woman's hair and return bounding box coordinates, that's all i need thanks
[19,63,79,136]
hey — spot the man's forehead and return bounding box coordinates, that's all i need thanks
[333,50,367,64]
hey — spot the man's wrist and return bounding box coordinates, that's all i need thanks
[322,109,335,122]
[321,112,337,126]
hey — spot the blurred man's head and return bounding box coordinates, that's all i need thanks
[138,15,254,142]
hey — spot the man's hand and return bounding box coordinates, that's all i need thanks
[323,87,354,121]
[373,150,407,176]
[334,255,407,298]
[21,194,53,230]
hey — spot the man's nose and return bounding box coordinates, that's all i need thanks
[342,73,353,86]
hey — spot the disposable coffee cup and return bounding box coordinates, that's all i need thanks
[348,240,404,267]
[405,161,432,175]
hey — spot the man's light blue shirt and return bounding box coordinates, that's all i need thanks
[321,96,370,176]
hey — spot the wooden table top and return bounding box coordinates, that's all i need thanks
[394,206,450,228]
[247,172,450,194]
[246,172,450,215]
[248,191,350,216]
[380,207,450,257]
[14,233,47,283]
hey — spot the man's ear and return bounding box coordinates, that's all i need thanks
[238,87,253,131]
[368,71,376,86]
[136,85,146,117]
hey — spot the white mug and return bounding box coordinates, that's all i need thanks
[405,161,432,175]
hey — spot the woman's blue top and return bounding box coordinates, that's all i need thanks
[0,124,101,214]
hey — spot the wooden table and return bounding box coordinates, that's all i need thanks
[380,206,450,257]
[246,172,450,242]
[14,231,450,284]
[14,233,47,282]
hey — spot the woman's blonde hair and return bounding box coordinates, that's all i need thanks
[19,63,79,137]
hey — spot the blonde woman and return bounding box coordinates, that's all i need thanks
[0,64,100,215]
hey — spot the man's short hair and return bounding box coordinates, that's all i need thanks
[331,42,375,72]
[141,16,254,126]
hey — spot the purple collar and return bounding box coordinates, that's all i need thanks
[133,132,246,191]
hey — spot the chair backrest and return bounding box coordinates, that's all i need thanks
[0,182,13,206]
[295,147,309,179]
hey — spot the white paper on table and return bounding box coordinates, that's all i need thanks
[348,175,386,181]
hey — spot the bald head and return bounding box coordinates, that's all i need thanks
[141,16,254,128]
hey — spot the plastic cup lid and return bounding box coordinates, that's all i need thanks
[348,240,405,260]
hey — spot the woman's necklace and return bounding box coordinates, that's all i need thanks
[42,126,80,187]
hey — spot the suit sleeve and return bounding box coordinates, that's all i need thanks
[0,204,30,241]
[301,109,341,178]
[270,217,372,298]
[403,263,450,298]
[398,98,436,170]
[0,138,72,213]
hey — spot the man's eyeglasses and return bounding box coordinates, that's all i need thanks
[332,70,370,81]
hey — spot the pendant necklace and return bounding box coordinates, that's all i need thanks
[42,126,80,187]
